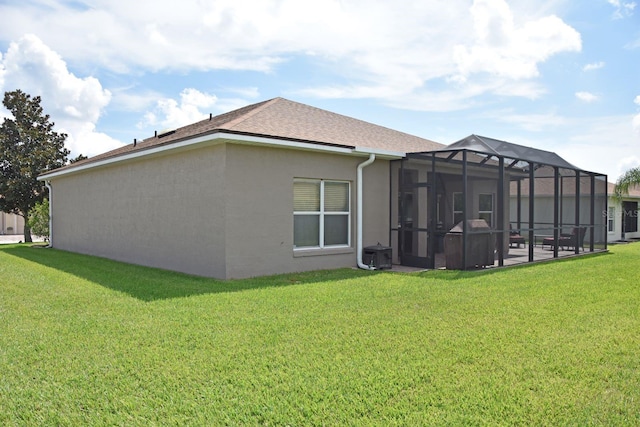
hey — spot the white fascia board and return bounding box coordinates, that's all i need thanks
[353,147,405,159]
[38,132,384,181]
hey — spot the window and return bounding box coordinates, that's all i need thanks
[294,179,350,249]
[453,192,464,225]
[608,207,615,232]
[478,193,494,227]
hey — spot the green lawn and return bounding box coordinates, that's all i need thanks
[1,243,639,426]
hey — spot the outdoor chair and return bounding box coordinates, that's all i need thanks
[509,224,526,248]
[542,227,586,251]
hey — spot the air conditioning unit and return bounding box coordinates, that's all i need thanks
[363,243,392,269]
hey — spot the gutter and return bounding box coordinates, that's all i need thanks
[356,153,376,270]
[44,180,53,247]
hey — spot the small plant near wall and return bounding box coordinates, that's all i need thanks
[28,198,49,241]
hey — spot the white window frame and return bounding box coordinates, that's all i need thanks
[608,206,615,233]
[453,192,464,225]
[478,193,494,227]
[294,179,351,250]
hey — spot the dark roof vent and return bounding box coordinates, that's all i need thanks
[157,129,176,138]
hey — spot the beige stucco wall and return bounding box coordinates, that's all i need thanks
[48,142,391,279]
[223,143,389,278]
[51,144,228,278]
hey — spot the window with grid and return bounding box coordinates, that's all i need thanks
[453,192,464,225]
[478,193,494,227]
[294,179,350,249]
[608,207,615,232]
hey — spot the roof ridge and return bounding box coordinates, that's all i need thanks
[283,97,439,142]
[223,97,282,130]
[471,135,500,155]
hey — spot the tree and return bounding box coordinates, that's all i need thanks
[0,90,69,242]
[28,198,49,240]
[614,166,640,200]
[70,153,88,163]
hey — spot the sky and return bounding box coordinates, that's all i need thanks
[0,0,638,181]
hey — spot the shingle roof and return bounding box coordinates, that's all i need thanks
[510,176,610,196]
[41,97,443,177]
[607,182,640,198]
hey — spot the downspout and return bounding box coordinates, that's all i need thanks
[45,181,53,247]
[357,153,376,270]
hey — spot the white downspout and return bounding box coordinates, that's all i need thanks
[357,153,376,270]
[45,181,53,247]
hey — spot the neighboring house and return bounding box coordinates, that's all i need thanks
[38,98,608,279]
[0,211,25,235]
[509,173,609,246]
[607,182,640,242]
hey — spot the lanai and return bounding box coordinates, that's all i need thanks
[389,135,608,269]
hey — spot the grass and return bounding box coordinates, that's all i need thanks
[1,244,639,426]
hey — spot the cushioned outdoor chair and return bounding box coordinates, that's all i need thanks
[542,227,586,251]
[509,224,526,248]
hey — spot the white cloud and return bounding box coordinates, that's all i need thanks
[0,52,4,90]
[0,0,582,111]
[452,0,581,81]
[633,95,640,134]
[111,89,163,112]
[493,110,567,132]
[139,88,218,130]
[0,34,123,157]
[626,37,640,49]
[222,87,260,99]
[575,91,599,103]
[557,115,639,180]
[608,0,636,18]
[583,61,605,71]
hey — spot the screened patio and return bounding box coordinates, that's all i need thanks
[389,135,608,270]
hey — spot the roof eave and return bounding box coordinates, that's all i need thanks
[38,131,404,181]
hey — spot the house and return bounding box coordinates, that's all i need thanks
[508,171,609,249]
[38,98,608,279]
[607,183,640,242]
[0,211,24,235]
[38,98,441,279]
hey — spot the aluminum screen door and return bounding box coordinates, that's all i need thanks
[398,167,432,268]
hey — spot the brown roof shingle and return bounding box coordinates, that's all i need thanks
[41,97,443,177]
[607,182,640,198]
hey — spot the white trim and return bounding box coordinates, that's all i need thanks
[293,179,351,250]
[357,153,376,270]
[45,181,53,247]
[38,132,405,181]
[453,192,464,224]
[353,147,405,158]
[478,193,494,228]
[607,206,615,234]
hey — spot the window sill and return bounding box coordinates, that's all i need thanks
[293,246,354,258]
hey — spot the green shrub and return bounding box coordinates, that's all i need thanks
[28,198,49,238]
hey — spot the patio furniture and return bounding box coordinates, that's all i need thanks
[534,234,553,247]
[542,227,586,251]
[509,224,526,248]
